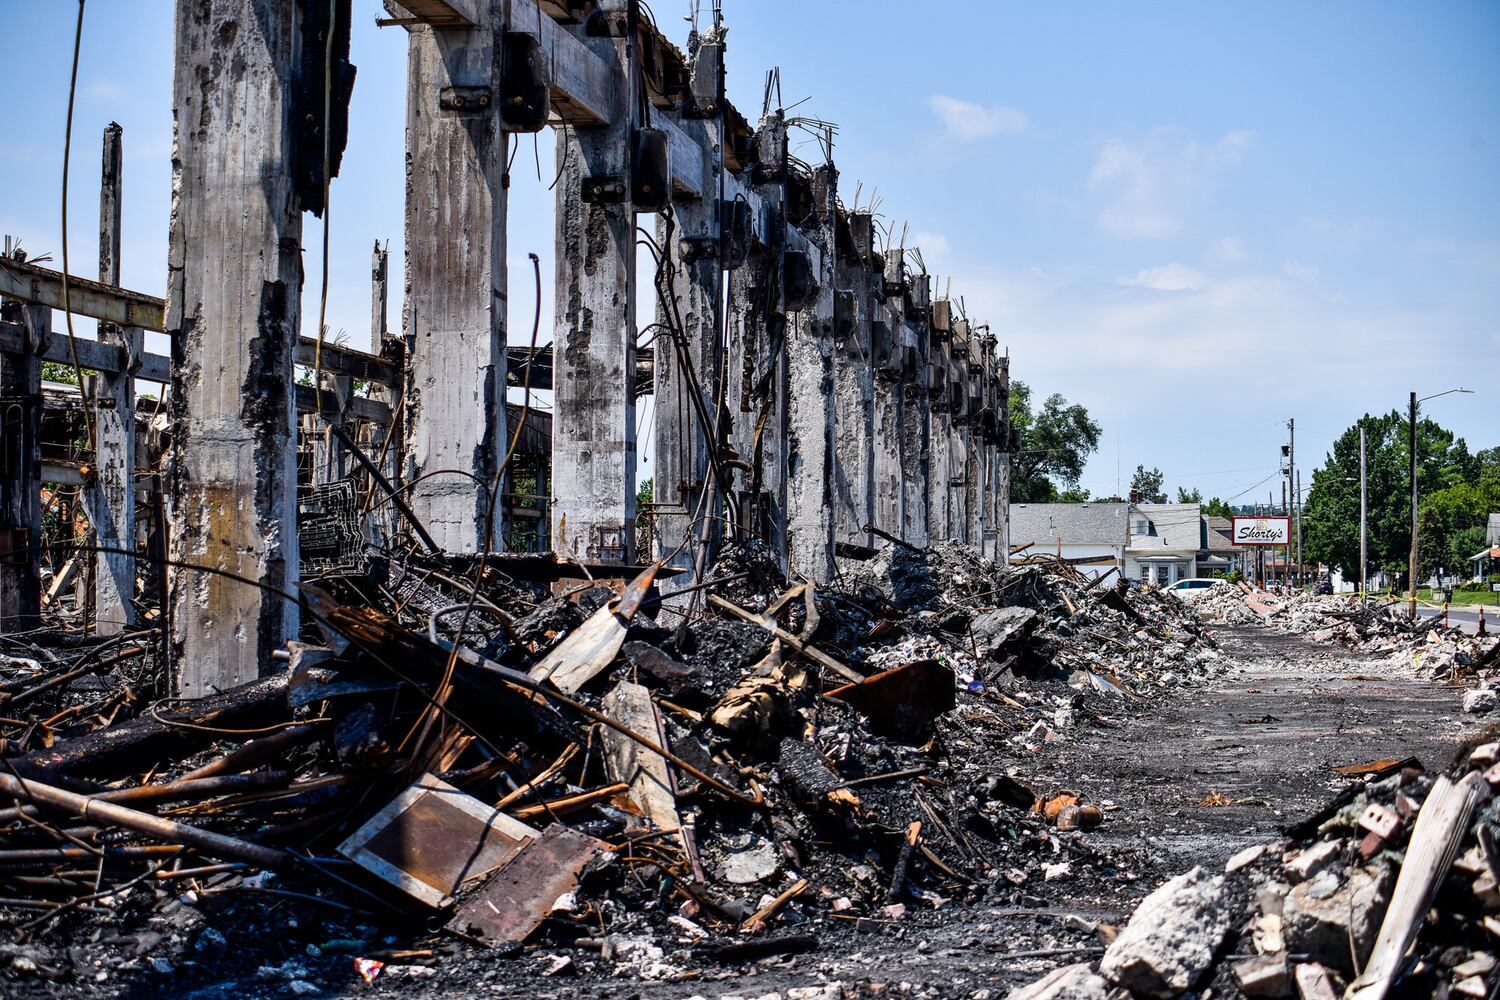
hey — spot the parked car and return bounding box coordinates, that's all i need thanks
[1314,578,1333,595]
[1164,578,1216,600]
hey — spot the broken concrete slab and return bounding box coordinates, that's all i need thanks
[1098,865,1232,999]
[1005,961,1110,1000]
[1235,953,1291,996]
[1283,863,1393,976]
[970,606,1039,659]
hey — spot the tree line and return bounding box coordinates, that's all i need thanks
[1302,413,1498,584]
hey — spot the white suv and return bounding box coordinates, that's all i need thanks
[1164,578,1216,600]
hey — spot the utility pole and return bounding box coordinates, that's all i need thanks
[1296,468,1303,587]
[1408,391,1418,620]
[1405,387,1475,618]
[1281,479,1288,590]
[1359,424,1367,600]
[1288,418,1296,588]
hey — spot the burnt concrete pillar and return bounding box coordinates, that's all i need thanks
[927,299,955,542]
[167,0,305,696]
[0,298,43,631]
[401,1,509,552]
[833,213,876,556]
[871,254,903,539]
[551,1,638,564]
[784,163,837,582]
[653,41,724,582]
[86,122,138,634]
[726,113,788,560]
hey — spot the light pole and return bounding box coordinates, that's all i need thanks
[1409,387,1474,619]
[1359,426,1366,601]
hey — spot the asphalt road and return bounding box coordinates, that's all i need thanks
[1420,605,1492,635]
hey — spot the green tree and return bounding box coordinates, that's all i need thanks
[1176,486,1203,504]
[1202,497,1233,519]
[1057,486,1091,503]
[1008,380,1103,503]
[1130,465,1166,503]
[1451,524,1488,573]
[1303,410,1481,582]
[634,477,655,559]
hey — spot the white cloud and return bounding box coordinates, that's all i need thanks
[929,95,1029,141]
[1282,261,1319,280]
[1117,263,1206,292]
[1089,128,1254,239]
[1208,236,1248,264]
[912,231,952,260]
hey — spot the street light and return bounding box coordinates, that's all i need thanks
[1409,387,1475,619]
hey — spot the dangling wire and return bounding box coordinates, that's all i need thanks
[58,0,97,445]
[312,0,338,418]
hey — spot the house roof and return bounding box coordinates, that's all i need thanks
[1128,503,1203,553]
[1008,502,1128,548]
[1203,515,1237,553]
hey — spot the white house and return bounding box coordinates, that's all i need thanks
[1126,503,1202,586]
[1008,502,1128,580]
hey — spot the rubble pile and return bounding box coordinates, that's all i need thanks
[1196,583,1499,685]
[0,542,1224,994]
[1008,742,1500,1000]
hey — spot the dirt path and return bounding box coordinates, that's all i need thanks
[1016,624,1474,876]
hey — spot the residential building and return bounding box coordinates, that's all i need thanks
[1469,512,1500,581]
[1199,515,1241,578]
[1126,503,1201,586]
[1008,502,1128,580]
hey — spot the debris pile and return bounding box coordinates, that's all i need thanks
[0,541,1224,993]
[1196,584,1498,685]
[1008,746,1500,1000]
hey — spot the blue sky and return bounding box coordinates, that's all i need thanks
[3,1,1497,504]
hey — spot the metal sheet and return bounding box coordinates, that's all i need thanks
[448,824,605,946]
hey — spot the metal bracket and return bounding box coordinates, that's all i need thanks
[678,236,718,264]
[439,85,492,114]
[581,175,627,204]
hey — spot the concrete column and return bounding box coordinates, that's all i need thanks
[86,122,138,634]
[402,3,508,553]
[994,352,1013,562]
[167,0,303,697]
[949,319,972,545]
[368,243,399,545]
[927,299,954,542]
[314,374,354,483]
[551,3,638,564]
[784,163,837,582]
[653,47,723,580]
[726,114,787,557]
[895,256,930,547]
[833,214,875,554]
[871,258,903,538]
[0,299,43,631]
[961,329,983,550]
[978,329,1000,559]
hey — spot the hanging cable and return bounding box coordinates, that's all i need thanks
[58,0,97,445]
[311,0,338,418]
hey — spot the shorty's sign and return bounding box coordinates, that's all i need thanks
[1232,516,1291,546]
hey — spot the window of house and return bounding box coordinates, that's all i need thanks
[1133,519,1148,535]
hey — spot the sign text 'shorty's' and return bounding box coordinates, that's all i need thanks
[1230,516,1291,546]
